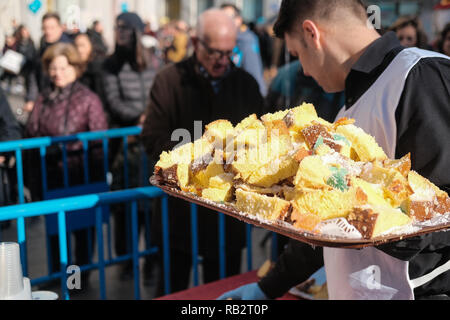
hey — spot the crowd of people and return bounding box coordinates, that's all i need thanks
[0,1,449,299]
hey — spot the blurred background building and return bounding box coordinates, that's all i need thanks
[0,0,448,52]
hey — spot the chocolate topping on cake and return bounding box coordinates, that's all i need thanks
[347,208,379,240]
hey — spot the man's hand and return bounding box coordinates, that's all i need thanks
[217,283,269,300]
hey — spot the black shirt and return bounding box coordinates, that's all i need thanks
[259,32,450,300]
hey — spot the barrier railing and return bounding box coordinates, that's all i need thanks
[0,187,261,300]
[0,127,143,276]
[0,128,275,299]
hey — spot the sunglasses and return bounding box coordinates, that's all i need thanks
[198,38,233,60]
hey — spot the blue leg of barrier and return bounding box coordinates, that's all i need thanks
[40,147,48,195]
[107,214,112,261]
[82,140,90,184]
[87,226,93,265]
[58,211,69,300]
[271,232,278,262]
[15,149,27,276]
[246,224,253,272]
[67,230,72,266]
[161,196,171,295]
[96,206,106,300]
[102,138,109,179]
[218,213,226,279]
[123,137,129,189]
[131,201,140,300]
[190,204,199,287]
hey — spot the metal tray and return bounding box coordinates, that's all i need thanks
[150,176,450,249]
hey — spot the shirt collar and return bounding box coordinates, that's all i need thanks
[350,31,403,74]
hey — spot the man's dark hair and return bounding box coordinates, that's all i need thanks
[220,3,241,17]
[42,12,61,24]
[274,0,366,38]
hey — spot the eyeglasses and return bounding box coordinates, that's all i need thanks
[198,38,233,60]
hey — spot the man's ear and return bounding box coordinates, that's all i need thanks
[302,20,321,49]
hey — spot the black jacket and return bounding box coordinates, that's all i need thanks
[102,56,157,127]
[0,88,22,206]
[142,55,265,255]
[259,32,450,300]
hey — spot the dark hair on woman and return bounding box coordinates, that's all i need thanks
[104,25,154,74]
[389,15,429,49]
[74,32,106,62]
[438,22,450,54]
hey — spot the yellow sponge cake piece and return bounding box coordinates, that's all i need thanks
[202,187,233,203]
[336,124,387,162]
[294,156,331,189]
[408,171,448,199]
[291,187,367,220]
[247,154,300,188]
[347,206,411,239]
[235,188,291,221]
[191,161,224,189]
[201,173,235,203]
[359,163,412,207]
[261,109,290,124]
[155,142,194,188]
[204,120,234,149]
[284,103,332,132]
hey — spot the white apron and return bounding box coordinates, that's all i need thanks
[325,48,450,300]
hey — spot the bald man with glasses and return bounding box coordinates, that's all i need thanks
[142,9,265,296]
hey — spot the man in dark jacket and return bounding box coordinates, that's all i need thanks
[142,9,265,296]
[0,87,22,231]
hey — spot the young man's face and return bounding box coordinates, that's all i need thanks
[285,30,343,93]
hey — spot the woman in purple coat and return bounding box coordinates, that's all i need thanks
[25,43,108,290]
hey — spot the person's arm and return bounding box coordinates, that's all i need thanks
[87,93,109,132]
[240,34,267,97]
[0,88,22,141]
[377,57,450,261]
[24,96,44,138]
[258,240,324,299]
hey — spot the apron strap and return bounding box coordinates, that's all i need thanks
[410,260,450,289]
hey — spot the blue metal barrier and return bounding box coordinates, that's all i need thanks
[0,127,143,276]
[0,127,268,299]
[0,187,165,300]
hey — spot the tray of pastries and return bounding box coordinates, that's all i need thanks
[150,103,450,248]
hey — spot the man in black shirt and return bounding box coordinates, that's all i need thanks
[220,0,450,300]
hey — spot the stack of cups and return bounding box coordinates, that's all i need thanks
[0,242,32,300]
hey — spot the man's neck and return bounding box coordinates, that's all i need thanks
[340,28,381,82]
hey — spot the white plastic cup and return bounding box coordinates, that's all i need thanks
[0,242,25,300]
[32,291,59,300]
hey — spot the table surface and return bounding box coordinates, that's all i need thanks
[156,271,299,300]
